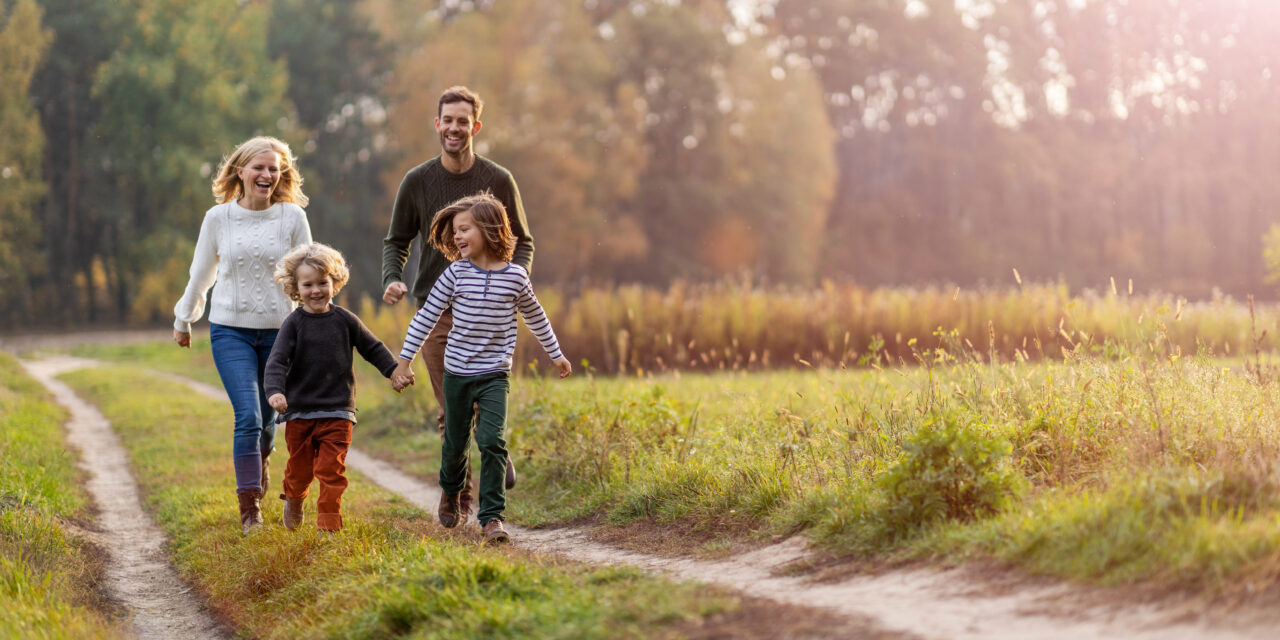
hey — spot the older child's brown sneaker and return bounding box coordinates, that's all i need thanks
[438,492,461,528]
[481,519,510,545]
[281,494,304,531]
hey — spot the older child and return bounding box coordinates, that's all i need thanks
[393,193,571,544]
[265,243,405,533]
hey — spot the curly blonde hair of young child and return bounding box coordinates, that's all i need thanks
[428,193,515,262]
[212,136,309,206]
[274,243,349,301]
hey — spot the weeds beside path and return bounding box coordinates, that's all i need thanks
[15,329,1280,639]
[166,362,1269,640]
[54,357,884,639]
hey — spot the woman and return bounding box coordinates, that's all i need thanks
[173,136,312,533]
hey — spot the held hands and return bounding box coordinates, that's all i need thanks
[391,360,416,392]
[268,393,288,413]
[553,356,572,379]
[173,329,191,348]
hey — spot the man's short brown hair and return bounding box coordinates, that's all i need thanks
[438,85,483,120]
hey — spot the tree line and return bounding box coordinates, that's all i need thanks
[2,0,1278,331]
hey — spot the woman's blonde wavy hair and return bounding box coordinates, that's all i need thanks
[274,243,350,301]
[212,136,309,206]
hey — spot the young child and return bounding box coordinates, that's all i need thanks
[393,193,571,544]
[265,243,406,533]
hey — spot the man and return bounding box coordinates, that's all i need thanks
[382,86,533,515]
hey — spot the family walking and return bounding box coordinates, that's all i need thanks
[172,86,569,545]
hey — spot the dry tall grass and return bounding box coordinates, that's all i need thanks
[352,281,1277,376]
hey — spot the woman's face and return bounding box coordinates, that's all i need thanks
[237,151,282,203]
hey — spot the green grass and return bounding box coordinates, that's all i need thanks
[0,353,125,639]
[60,365,758,639]
[71,319,1280,597]
[339,333,1280,595]
[71,338,222,387]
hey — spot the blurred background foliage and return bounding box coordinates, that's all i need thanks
[4,0,1280,331]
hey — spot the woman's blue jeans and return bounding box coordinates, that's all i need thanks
[209,323,278,494]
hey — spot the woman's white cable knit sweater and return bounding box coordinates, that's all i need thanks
[173,201,313,332]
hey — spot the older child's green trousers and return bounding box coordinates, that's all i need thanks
[440,371,510,525]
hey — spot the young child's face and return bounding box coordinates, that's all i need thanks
[295,263,333,314]
[453,210,486,261]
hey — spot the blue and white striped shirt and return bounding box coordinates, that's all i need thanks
[400,259,563,375]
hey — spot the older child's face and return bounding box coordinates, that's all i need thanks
[296,263,333,314]
[453,210,486,261]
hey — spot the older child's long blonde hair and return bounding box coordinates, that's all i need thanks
[274,243,349,301]
[428,193,515,262]
[212,136,309,206]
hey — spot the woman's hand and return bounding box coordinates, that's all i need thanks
[173,329,191,348]
[268,393,288,413]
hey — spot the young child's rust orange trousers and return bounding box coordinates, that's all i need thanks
[282,418,353,531]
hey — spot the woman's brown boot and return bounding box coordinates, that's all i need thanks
[237,489,263,533]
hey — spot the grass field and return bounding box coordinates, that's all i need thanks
[54,281,1280,604]
[0,353,124,639]
[59,364,856,639]
[69,316,1280,601]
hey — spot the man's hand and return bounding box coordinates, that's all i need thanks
[173,329,191,348]
[383,281,408,304]
[268,393,288,413]
[553,356,572,379]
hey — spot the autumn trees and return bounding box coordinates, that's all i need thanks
[0,0,51,326]
[8,0,1280,331]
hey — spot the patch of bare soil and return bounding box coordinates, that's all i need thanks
[21,356,229,640]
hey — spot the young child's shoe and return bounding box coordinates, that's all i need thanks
[438,492,461,528]
[481,519,509,545]
[505,457,517,490]
[281,494,304,531]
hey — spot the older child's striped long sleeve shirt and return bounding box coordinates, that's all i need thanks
[399,259,563,375]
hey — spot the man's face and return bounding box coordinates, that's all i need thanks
[435,101,480,157]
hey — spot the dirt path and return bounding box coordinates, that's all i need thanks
[14,343,1272,640]
[21,356,229,640]
[164,364,1270,640]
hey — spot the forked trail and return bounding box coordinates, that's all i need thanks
[164,360,1271,640]
[17,350,1276,640]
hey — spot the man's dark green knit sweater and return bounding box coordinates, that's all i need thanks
[382,155,534,306]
